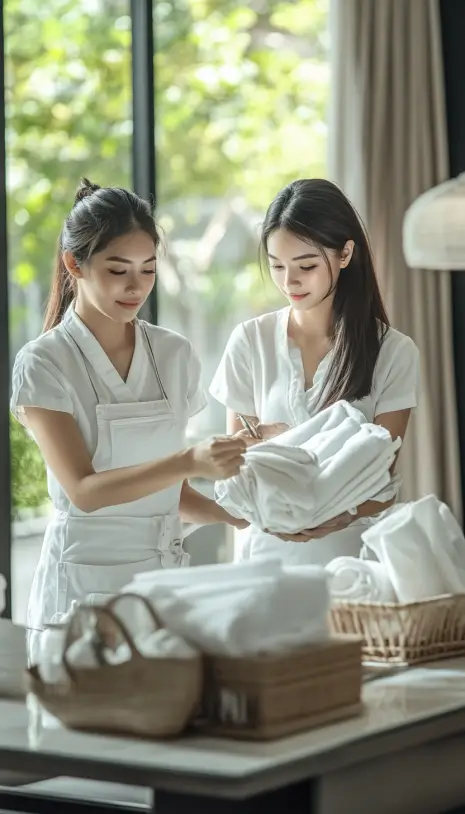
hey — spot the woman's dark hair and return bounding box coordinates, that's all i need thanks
[261,178,389,409]
[43,178,159,332]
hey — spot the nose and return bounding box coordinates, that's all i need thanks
[124,272,142,293]
[283,266,301,290]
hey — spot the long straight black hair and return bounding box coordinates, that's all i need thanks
[261,178,389,409]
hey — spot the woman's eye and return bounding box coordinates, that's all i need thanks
[142,268,156,275]
[300,265,317,271]
[270,265,284,270]
[108,269,126,275]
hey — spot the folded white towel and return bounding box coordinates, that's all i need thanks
[325,557,397,603]
[215,401,400,534]
[124,557,282,593]
[149,570,329,656]
[362,503,449,602]
[120,565,330,657]
[413,495,465,594]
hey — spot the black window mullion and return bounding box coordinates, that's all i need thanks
[130,0,157,324]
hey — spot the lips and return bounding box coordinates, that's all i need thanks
[288,293,309,301]
[116,301,141,308]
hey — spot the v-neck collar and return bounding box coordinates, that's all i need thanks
[280,307,332,390]
[279,307,333,423]
[63,307,143,403]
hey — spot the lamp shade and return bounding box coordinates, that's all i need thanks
[403,173,465,269]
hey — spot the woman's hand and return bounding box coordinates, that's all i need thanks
[234,422,290,448]
[187,436,246,480]
[265,512,354,542]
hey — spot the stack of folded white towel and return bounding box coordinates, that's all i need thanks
[215,401,401,533]
[120,558,330,656]
[325,494,465,604]
[36,560,330,678]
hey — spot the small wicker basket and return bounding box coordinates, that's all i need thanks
[200,635,363,740]
[25,593,202,738]
[330,594,465,665]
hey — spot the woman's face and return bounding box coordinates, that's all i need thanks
[67,229,157,323]
[267,228,351,312]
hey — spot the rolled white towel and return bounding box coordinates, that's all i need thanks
[325,557,398,603]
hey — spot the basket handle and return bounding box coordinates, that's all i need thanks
[104,591,164,632]
[61,601,143,680]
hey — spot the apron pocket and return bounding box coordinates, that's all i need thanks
[56,556,161,617]
[63,515,171,564]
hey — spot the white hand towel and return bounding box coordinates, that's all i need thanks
[413,494,465,593]
[145,569,330,656]
[104,628,198,665]
[325,557,397,602]
[362,504,448,602]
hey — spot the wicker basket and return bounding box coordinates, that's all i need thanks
[25,593,202,738]
[330,594,465,665]
[200,635,363,740]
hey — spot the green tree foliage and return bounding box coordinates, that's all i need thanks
[5,0,328,510]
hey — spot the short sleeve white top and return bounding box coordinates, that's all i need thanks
[10,308,207,511]
[210,307,420,426]
[209,307,420,567]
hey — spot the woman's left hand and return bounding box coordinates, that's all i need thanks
[265,512,354,542]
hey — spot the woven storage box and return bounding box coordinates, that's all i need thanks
[330,594,465,665]
[200,635,363,740]
[25,594,202,738]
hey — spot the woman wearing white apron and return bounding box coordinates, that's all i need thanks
[210,179,420,566]
[10,178,247,657]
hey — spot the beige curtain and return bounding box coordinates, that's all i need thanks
[329,0,462,520]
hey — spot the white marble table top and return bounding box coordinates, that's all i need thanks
[2,659,465,798]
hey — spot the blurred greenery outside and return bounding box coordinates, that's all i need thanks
[6,0,329,517]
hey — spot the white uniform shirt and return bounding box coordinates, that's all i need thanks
[210,307,420,565]
[10,309,207,514]
[210,307,420,426]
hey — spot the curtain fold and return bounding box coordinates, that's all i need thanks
[329,0,462,519]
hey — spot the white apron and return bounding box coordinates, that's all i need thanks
[27,320,189,653]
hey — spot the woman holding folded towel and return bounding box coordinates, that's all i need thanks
[210,179,419,565]
[10,178,247,654]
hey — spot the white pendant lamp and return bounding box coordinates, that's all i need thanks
[403,173,465,269]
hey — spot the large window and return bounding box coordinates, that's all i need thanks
[155,0,329,436]
[2,0,329,621]
[5,0,133,620]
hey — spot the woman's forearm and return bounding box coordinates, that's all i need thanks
[354,495,396,520]
[76,451,195,513]
[180,482,243,528]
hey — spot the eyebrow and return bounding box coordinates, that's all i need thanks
[106,255,156,264]
[268,252,319,261]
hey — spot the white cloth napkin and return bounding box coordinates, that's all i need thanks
[325,556,397,602]
[361,498,456,602]
[215,401,400,533]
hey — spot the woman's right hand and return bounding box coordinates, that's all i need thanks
[187,436,247,480]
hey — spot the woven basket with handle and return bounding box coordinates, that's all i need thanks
[25,593,202,738]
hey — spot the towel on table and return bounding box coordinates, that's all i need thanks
[120,564,330,657]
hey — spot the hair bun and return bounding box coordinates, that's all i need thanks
[74,177,101,205]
